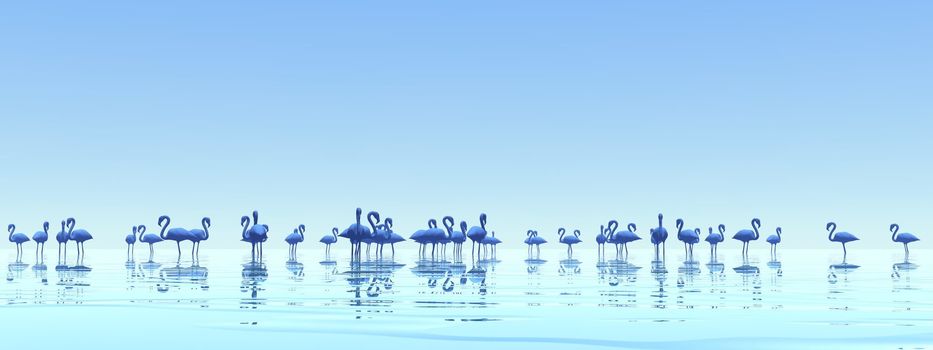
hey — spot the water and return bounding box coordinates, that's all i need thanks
[2,246,932,349]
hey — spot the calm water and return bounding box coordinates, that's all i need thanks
[2,246,932,349]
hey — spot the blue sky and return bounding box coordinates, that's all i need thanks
[1,1,931,249]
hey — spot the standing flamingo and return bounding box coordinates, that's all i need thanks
[55,220,69,262]
[481,231,501,259]
[705,224,725,259]
[676,219,700,261]
[650,214,669,260]
[890,223,919,259]
[245,211,269,260]
[826,222,858,260]
[140,222,164,262]
[595,224,608,258]
[766,227,782,259]
[33,221,49,261]
[466,213,488,260]
[125,226,137,261]
[524,230,547,258]
[558,228,582,258]
[320,227,338,256]
[285,224,305,260]
[448,219,466,259]
[615,223,640,259]
[8,224,30,261]
[381,218,405,257]
[366,211,381,259]
[733,218,761,259]
[158,215,190,261]
[66,218,92,260]
[339,208,371,261]
[187,217,211,261]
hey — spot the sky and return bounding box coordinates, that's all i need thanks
[1,1,931,249]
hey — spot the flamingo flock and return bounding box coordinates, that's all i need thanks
[4,211,923,267]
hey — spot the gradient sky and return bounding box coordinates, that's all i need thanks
[2,1,931,249]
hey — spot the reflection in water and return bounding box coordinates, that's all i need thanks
[558,259,582,276]
[524,259,546,275]
[5,247,933,349]
[241,262,267,304]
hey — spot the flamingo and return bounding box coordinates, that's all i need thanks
[381,218,405,257]
[676,219,700,261]
[158,215,190,261]
[466,213,488,259]
[650,213,669,260]
[595,224,608,258]
[285,224,305,260]
[33,221,49,261]
[558,228,582,258]
[366,211,381,259]
[448,219,466,259]
[615,223,640,259]
[187,217,211,261]
[339,208,371,261]
[320,227,338,256]
[766,227,782,258]
[244,211,269,260]
[125,226,137,261]
[55,220,68,262]
[423,219,444,259]
[733,218,761,259]
[140,222,164,262]
[66,218,92,259]
[524,230,547,258]
[826,222,858,260]
[8,224,30,260]
[481,231,501,259]
[705,224,725,259]
[890,223,919,259]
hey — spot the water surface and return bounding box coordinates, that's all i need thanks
[2,247,931,349]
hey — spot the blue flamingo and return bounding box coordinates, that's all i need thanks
[616,223,641,259]
[705,224,725,259]
[285,224,305,260]
[466,213,488,259]
[187,217,211,260]
[524,230,547,258]
[320,227,338,256]
[8,224,30,260]
[826,222,858,260]
[55,220,69,262]
[245,211,269,260]
[890,223,919,259]
[371,221,389,258]
[339,208,371,261]
[66,218,93,259]
[481,231,501,259]
[140,222,164,262]
[767,227,782,258]
[125,226,137,261]
[676,219,700,260]
[158,215,190,261]
[650,213,669,260]
[595,224,608,258]
[733,218,761,259]
[424,219,444,259]
[33,221,49,261]
[381,218,405,257]
[558,228,582,258]
[448,219,467,259]
[605,221,621,257]
[409,222,429,259]
[366,211,381,259]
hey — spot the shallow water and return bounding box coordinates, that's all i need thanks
[2,246,932,349]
